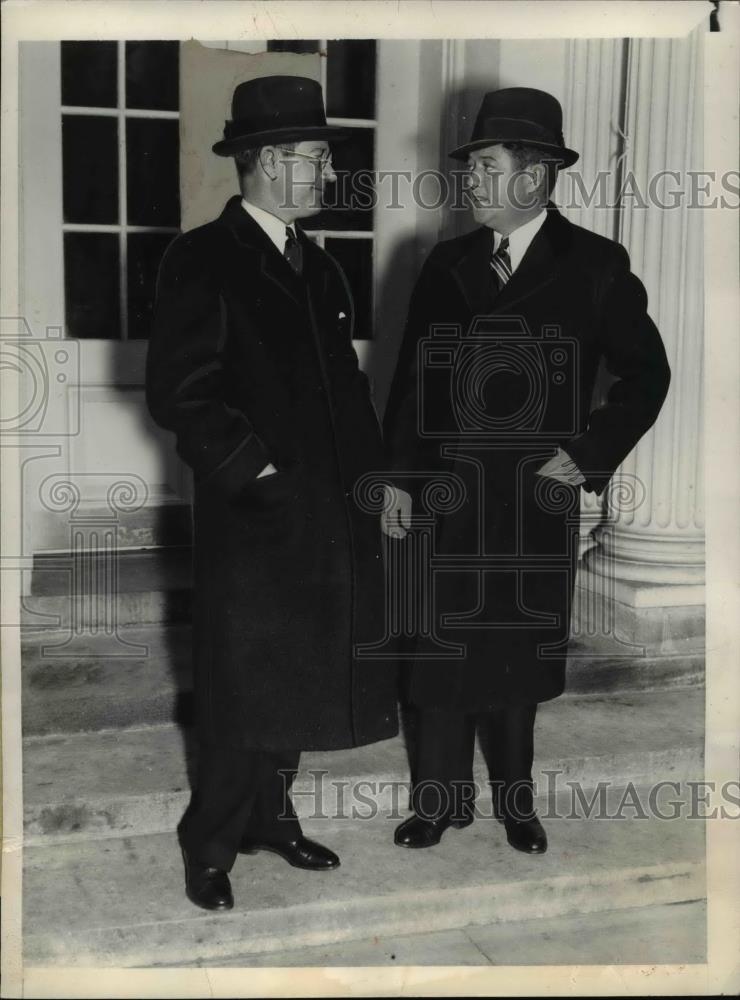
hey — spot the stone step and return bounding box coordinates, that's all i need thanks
[21,621,704,737]
[174,899,707,967]
[22,787,705,967]
[35,502,192,554]
[23,686,704,845]
[22,624,194,735]
[29,546,193,597]
[22,547,192,631]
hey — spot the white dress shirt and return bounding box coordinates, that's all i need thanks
[241,198,296,253]
[492,208,547,272]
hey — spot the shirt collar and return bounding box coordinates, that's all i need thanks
[493,209,548,273]
[241,198,296,254]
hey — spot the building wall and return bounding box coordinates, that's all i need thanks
[16,36,706,657]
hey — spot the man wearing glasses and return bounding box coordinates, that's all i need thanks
[146,76,397,911]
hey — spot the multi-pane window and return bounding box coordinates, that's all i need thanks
[60,40,376,340]
[61,41,180,340]
[268,40,377,338]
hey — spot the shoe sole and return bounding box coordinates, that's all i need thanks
[185,890,234,911]
[241,844,340,870]
[394,816,474,849]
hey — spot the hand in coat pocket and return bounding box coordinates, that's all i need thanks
[535,447,586,486]
[238,461,304,516]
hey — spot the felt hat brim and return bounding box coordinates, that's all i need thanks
[449,136,579,168]
[213,124,352,157]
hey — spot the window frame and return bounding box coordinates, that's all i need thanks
[304,40,376,339]
[22,39,388,346]
[60,40,181,341]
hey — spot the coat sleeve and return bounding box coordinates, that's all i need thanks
[145,231,271,496]
[562,244,671,495]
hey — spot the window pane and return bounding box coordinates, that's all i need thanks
[61,41,118,108]
[64,233,120,339]
[127,233,176,340]
[126,42,179,111]
[325,238,373,340]
[301,127,374,232]
[62,115,119,224]
[126,118,180,227]
[326,41,376,120]
[266,41,320,53]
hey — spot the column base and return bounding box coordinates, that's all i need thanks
[573,561,705,658]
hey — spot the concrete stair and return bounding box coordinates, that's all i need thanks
[168,899,707,975]
[34,501,192,554]
[23,786,705,967]
[23,687,704,846]
[21,547,193,631]
[20,534,707,968]
[21,618,704,737]
[174,900,708,968]
[22,624,194,735]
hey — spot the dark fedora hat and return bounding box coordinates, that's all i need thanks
[212,75,350,156]
[449,87,579,167]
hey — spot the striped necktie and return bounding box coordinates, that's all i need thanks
[490,235,512,294]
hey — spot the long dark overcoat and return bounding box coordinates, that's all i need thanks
[384,206,671,711]
[146,195,398,751]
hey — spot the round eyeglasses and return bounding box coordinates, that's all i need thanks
[276,147,334,171]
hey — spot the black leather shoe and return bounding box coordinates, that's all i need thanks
[240,836,340,870]
[181,848,234,910]
[504,815,548,854]
[394,811,474,849]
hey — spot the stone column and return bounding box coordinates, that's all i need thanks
[578,28,706,656]
[561,38,627,560]
[562,36,626,241]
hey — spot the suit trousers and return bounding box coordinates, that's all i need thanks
[178,742,302,871]
[411,704,537,822]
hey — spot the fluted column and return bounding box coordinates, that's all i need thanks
[593,28,705,588]
[562,37,626,240]
[562,39,626,556]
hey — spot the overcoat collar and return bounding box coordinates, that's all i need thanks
[450,203,574,315]
[215,194,308,306]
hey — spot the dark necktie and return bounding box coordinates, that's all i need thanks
[284,226,303,277]
[490,235,512,295]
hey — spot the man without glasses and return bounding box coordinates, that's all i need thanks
[383,87,671,855]
[146,76,397,911]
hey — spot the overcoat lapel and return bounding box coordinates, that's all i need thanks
[298,232,334,334]
[298,232,330,300]
[216,195,306,308]
[450,205,573,319]
[450,226,494,317]
[493,207,569,312]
